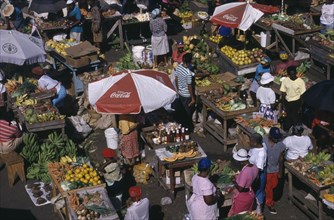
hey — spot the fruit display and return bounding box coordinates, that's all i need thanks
[68,188,116,220]
[45,39,78,56]
[22,101,65,124]
[220,46,266,66]
[312,31,334,49]
[5,76,37,95]
[224,211,264,220]
[235,116,275,132]
[133,163,153,184]
[15,94,37,107]
[24,132,78,183]
[323,187,334,204]
[116,52,139,70]
[163,149,199,162]
[304,152,331,166]
[179,11,193,23]
[36,19,66,30]
[209,35,223,44]
[275,14,320,32]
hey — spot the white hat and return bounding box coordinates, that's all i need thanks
[233,148,249,161]
[2,4,14,17]
[260,72,274,85]
[66,0,74,5]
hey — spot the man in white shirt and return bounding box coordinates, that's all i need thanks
[256,72,276,120]
[283,124,313,161]
[124,186,149,220]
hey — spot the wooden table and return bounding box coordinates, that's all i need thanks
[201,96,257,151]
[285,162,334,220]
[309,39,334,80]
[218,52,259,76]
[272,23,323,57]
[155,146,207,199]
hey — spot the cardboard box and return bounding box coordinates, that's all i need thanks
[65,41,99,58]
[65,56,90,68]
[166,170,181,185]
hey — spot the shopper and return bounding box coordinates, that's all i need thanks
[256,72,276,120]
[228,148,259,217]
[32,66,67,108]
[320,0,334,33]
[249,57,271,107]
[187,157,220,220]
[274,51,298,76]
[0,114,23,154]
[174,53,196,132]
[124,186,149,220]
[248,133,267,215]
[87,0,102,48]
[280,66,306,131]
[172,41,186,64]
[264,127,286,214]
[66,0,83,42]
[283,124,313,162]
[119,114,140,165]
[150,8,169,67]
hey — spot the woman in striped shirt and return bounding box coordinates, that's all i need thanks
[0,114,22,154]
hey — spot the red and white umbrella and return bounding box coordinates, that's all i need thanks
[210,2,266,31]
[88,69,177,114]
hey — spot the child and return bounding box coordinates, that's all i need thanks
[264,127,286,214]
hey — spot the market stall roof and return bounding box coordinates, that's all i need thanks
[210,2,271,31]
[0,30,46,65]
[88,69,177,114]
[29,0,66,14]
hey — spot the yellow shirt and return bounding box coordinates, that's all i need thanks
[280,77,306,102]
[119,115,137,135]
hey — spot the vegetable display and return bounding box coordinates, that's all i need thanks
[220,46,266,66]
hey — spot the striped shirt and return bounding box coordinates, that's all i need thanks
[0,120,21,142]
[175,64,193,97]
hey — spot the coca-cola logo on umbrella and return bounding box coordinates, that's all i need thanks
[110,91,131,98]
[2,43,18,54]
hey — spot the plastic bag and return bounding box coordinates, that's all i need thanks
[69,116,92,137]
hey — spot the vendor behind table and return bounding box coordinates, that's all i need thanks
[65,0,83,42]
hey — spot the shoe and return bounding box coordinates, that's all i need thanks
[268,206,277,214]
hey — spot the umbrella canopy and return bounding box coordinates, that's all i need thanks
[29,0,66,14]
[88,69,177,114]
[302,80,334,113]
[0,30,46,65]
[210,2,264,31]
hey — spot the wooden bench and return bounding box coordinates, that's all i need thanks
[0,151,26,186]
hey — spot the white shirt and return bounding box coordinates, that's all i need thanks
[38,75,61,93]
[124,198,149,220]
[283,135,313,160]
[256,86,275,105]
[321,3,334,25]
[248,145,267,170]
[0,71,5,93]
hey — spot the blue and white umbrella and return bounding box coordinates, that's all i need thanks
[0,30,46,65]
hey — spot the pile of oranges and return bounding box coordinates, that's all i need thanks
[64,164,102,186]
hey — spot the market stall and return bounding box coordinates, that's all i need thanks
[200,84,257,151]
[285,153,334,220]
[154,140,207,199]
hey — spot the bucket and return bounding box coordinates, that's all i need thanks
[104,128,119,149]
[132,46,145,63]
[142,46,153,65]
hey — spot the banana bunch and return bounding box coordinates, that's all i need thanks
[15,93,29,106]
[37,112,66,122]
[21,98,37,106]
[27,161,51,183]
[48,132,64,148]
[38,142,57,163]
[20,133,39,163]
[324,193,334,203]
[60,155,77,164]
[304,152,331,165]
[163,149,197,162]
[196,79,211,87]
[5,79,20,93]
[63,139,77,158]
[319,164,334,185]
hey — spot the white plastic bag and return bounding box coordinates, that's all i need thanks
[69,116,92,136]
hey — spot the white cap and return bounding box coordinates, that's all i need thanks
[260,72,274,85]
[233,149,249,161]
[66,0,74,5]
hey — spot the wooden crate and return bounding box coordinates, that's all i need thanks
[25,119,65,132]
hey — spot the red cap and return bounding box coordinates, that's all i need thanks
[102,148,115,158]
[129,186,142,202]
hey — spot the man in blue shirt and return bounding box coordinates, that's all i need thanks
[66,0,83,42]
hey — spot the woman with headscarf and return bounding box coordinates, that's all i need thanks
[124,186,149,220]
[150,8,169,67]
[187,157,221,220]
[283,124,313,162]
[256,72,276,120]
[228,148,259,217]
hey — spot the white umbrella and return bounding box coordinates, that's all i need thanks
[88,69,177,114]
[0,30,46,65]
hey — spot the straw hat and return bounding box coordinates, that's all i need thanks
[233,148,249,161]
[1,3,14,17]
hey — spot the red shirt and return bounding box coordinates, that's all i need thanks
[172,50,186,64]
[0,120,21,142]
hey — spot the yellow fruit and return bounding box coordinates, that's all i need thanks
[77,173,83,178]
[89,167,93,172]
[65,176,71,181]
[80,178,85,182]
[67,170,73,175]
[98,180,102,184]
[85,174,91,180]
[83,164,88,168]
[70,178,75,182]
[75,169,81,173]
[93,176,99,181]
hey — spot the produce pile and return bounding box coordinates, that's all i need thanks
[312,31,334,50]
[133,163,153,184]
[163,141,200,162]
[224,211,263,220]
[123,12,151,23]
[179,11,193,24]
[25,182,53,206]
[36,19,65,30]
[235,116,275,135]
[274,14,320,32]
[68,188,116,220]
[202,89,248,112]
[45,38,78,56]
[116,52,139,70]
[220,46,266,66]
[209,35,223,44]
[5,76,37,96]
[323,186,334,204]
[181,35,220,74]
[291,152,334,186]
[22,132,77,183]
[195,75,231,88]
